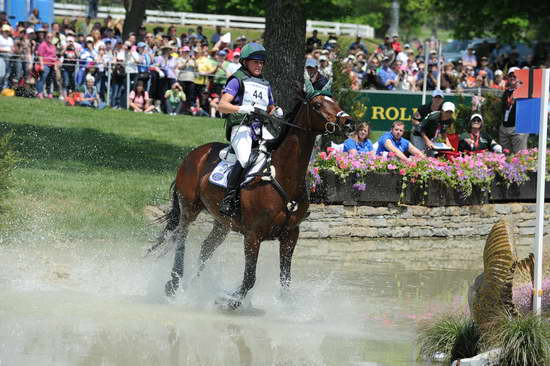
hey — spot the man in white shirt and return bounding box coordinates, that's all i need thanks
[0,24,15,89]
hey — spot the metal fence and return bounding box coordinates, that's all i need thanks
[53,3,375,38]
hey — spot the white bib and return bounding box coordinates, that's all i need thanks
[242,80,269,111]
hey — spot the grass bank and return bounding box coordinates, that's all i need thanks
[0,97,224,242]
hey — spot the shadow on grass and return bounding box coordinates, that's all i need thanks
[0,122,201,173]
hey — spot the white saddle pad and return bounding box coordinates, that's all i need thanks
[209,150,267,189]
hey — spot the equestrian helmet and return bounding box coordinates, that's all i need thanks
[239,42,266,64]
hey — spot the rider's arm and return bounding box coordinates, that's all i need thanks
[218,93,241,114]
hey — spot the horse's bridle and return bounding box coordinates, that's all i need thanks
[306,97,354,134]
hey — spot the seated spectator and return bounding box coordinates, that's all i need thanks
[458,114,502,153]
[343,122,373,154]
[79,76,106,109]
[164,82,185,116]
[462,47,477,68]
[129,80,155,113]
[376,121,425,162]
[418,102,456,153]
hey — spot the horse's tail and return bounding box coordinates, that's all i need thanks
[145,181,180,257]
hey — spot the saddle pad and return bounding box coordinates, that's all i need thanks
[209,154,267,189]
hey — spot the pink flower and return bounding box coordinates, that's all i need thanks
[399,168,406,175]
[388,164,397,170]
[319,152,327,160]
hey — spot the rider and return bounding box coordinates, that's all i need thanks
[217,42,282,217]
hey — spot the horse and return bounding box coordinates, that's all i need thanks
[149,88,354,309]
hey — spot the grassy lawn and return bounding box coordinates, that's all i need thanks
[0,97,224,242]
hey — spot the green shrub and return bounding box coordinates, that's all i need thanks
[0,132,16,210]
[417,313,481,363]
[493,313,550,366]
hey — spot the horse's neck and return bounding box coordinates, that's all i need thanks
[272,107,315,195]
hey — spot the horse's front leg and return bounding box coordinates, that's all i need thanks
[217,233,261,309]
[279,227,299,292]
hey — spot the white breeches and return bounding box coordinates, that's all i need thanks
[230,124,275,167]
[230,125,253,167]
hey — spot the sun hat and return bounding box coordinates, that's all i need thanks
[494,69,503,76]
[305,58,319,68]
[442,101,455,113]
[470,113,483,121]
[432,89,444,98]
[319,55,328,61]
[508,66,520,75]
[182,45,190,52]
[1,24,11,32]
[137,41,146,48]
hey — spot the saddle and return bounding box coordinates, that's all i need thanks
[209,145,271,189]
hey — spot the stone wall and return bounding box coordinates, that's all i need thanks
[299,203,547,239]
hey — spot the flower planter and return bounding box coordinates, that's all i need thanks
[355,173,402,204]
[403,179,489,206]
[318,171,402,205]
[490,171,550,202]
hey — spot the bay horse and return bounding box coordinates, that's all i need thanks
[150,90,354,309]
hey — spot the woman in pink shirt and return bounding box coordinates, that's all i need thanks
[36,32,57,98]
[128,80,155,112]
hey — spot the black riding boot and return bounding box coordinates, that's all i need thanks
[219,161,244,217]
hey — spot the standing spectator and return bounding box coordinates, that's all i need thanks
[0,24,14,90]
[79,17,93,36]
[349,36,368,54]
[36,32,57,99]
[318,55,332,79]
[60,41,78,99]
[462,47,477,68]
[176,46,197,114]
[88,0,99,18]
[77,39,96,86]
[193,26,207,44]
[129,80,155,113]
[225,52,241,76]
[212,50,230,95]
[164,82,185,115]
[440,63,458,92]
[193,47,216,111]
[377,57,398,90]
[391,34,402,52]
[476,56,494,82]
[211,26,223,45]
[109,62,126,109]
[305,58,329,90]
[499,67,528,153]
[28,8,41,28]
[306,30,322,52]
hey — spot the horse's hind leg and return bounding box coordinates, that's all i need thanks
[165,201,201,297]
[198,222,230,273]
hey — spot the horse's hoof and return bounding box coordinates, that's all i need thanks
[215,292,242,310]
[165,279,179,297]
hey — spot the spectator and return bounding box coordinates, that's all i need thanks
[60,41,78,99]
[462,47,477,68]
[349,36,368,54]
[164,82,185,115]
[176,45,197,114]
[458,114,502,153]
[418,101,456,153]
[305,58,329,90]
[343,122,373,154]
[193,47,216,111]
[411,89,444,147]
[499,67,528,153]
[194,26,207,44]
[211,26,223,45]
[36,32,57,99]
[129,80,155,113]
[377,57,398,90]
[490,69,506,90]
[0,24,14,90]
[376,121,425,162]
[79,17,93,36]
[28,8,41,28]
[79,76,106,109]
[226,52,241,76]
[440,63,458,92]
[212,50,230,96]
[391,34,402,52]
[306,30,322,53]
[476,56,494,82]
[109,62,126,109]
[318,55,332,79]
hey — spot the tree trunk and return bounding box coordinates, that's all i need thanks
[263,0,306,113]
[122,0,149,40]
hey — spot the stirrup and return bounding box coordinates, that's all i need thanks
[219,191,239,217]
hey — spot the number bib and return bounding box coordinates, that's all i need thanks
[242,79,269,111]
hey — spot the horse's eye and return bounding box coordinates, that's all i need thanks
[313,102,322,110]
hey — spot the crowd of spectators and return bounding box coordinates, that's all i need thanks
[306,32,550,93]
[0,11,249,116]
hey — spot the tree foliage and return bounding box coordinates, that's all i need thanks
[434,0,550,43]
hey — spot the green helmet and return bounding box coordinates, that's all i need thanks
[239,42,266,63]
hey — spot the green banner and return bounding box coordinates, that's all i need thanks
[350,90,473,131]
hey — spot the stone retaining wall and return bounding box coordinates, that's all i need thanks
[299,203,547,239]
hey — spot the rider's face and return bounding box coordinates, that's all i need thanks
[245,59,265,77]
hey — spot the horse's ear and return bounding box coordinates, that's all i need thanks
[293,81,305,99]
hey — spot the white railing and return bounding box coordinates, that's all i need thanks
[54,3,374,38]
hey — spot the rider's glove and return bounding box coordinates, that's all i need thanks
[273,107,284,118]
[237,105,255,115]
